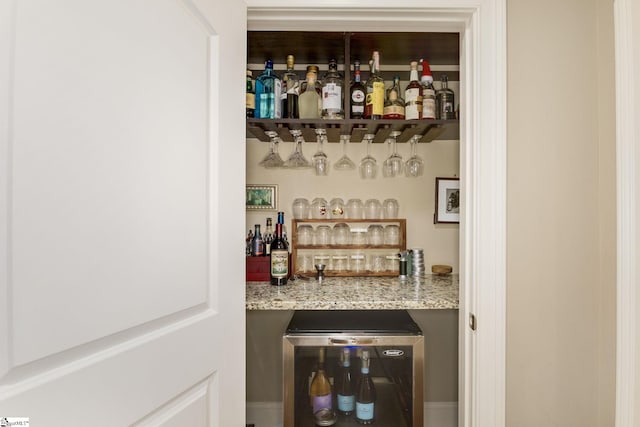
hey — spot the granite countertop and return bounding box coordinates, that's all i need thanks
[246,274,459,310]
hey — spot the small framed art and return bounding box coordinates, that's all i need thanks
[435,177,460,224]
[246,184,278,211]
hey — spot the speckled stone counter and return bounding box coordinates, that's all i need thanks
[246,274,458,310]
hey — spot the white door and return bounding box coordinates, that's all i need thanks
[0,0,247,425]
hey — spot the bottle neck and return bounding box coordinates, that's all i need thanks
[410,69,419,82]
[354,70,361,83]
[275,223,283,239]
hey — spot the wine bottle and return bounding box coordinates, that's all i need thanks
[404,61,423,120]
[251,224,264,257]
[355,350,376,424]
[309,347,334,416]
[335,348,355,416]
[350,60,366,119]
[269,222,288,286]
[281,55,299,119]
[364,51,384,120]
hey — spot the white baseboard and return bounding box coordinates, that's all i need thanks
[246,401,458,427]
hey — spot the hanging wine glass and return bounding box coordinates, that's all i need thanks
[405,134,425,177]
[359,133,378,179]
[259,130,284,168]
[334,134,356,170]
[312,128,330,175]
[382,131,403,178]
[284,129,312,169]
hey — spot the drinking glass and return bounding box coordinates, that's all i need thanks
[328,197,345,219]
[364,198,382,219]
[382,131,403,177]
[345,198,364,219]
[383,198,399,219]
[292,198,310,219]
[284,129,312,168]
[334,134,356,170]
[405,135,425,177]
[312,129,330,175]
[359,134,378,179]
[259,130,284,168]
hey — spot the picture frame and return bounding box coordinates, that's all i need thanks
[246,184,278,211]
[435,177,460,224]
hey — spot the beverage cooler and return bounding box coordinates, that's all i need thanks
[283,310,424,426]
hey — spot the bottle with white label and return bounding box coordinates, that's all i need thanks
[420,59,436,120]
[404,61,423,120]
[322,59,344,119]
[355,349,376,424]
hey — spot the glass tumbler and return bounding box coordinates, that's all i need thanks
[350,228,368,245]
[332,254,349,272]
[292,198,310,219]
[383,198,399,219]
[296,224,313,245]
[367,224,384,245]
[328,198,345,219]
[364,199,382,219]
[350,253,366,273]
[383,224,400,245]
[314,225,332,246]
[333,223,351,245]
[310,197,328,219]
[345,198,364,219]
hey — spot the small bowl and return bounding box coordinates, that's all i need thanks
[432,264,453,275]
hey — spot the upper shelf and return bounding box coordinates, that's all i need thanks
[247,31,461,143]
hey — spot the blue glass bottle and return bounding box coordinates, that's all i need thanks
[255,59,282,119]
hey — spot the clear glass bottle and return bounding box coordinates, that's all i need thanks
[350,60,366,119]
[298,72,321,119]
[404,61,423,120]
[420,59,436,119]
[321,59,344,119]
[383,75,405,119]
[281,54,299,119]
[364,51,384,120]
[335,348,355,416]
[355,349,376,424]
[436,74,456,120]
[255,59,281,119]
[246,70,255,118]
[309,347,335,421]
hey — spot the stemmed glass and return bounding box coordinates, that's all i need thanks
[405,135,425,177]
[334,134,356,170]
[284,129,312,169]
[259,130,284,168]
[382,131,403,177]
[312,128,329,175]
[359,134,378,179]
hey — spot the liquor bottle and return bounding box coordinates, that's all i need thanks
[300,65,321,94]
[355,350,376,424]
[350,60,366,119]
[264,217,274,256]
[245,229,254,256]
[255,59,282,119]
[298,72,321,119]
[309,347,334,417]
[277,211,289,248]
[269,222,288,286]
[281,55,299,119]
[383,76,405,119]
[436,74,456,120]
[420,59,436,119]
[364,51,385,120]
[404,61,423,120]
[335,348,355,416]
[251,224,264,257]
[321,59,344,119]
[246,70,255,118]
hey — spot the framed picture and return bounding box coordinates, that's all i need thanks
[246,184,278,211]
[435,177,460,224]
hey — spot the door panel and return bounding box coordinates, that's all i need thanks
[1,0,246,425]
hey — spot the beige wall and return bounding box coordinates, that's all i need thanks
[506,0,616,425]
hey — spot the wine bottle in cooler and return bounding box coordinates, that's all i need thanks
[335,348,355,416]
[355,350,376,424]
[269,222,288,286]
[309,347,335,421]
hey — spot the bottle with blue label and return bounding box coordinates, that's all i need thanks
[255,59,282,119]
[355,349,376,424]
[335,348,355,416]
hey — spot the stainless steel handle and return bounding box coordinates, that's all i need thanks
[329,337,377,345]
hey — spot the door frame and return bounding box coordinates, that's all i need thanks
[246,1,507,426]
